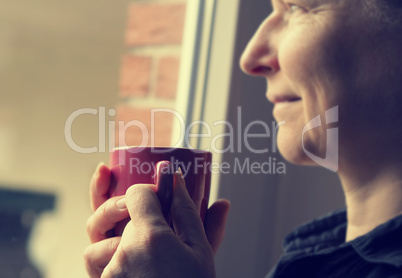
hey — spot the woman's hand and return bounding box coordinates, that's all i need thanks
[84,163,230,277]
[102,170,216,277]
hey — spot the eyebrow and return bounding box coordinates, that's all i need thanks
[271,0,333,7]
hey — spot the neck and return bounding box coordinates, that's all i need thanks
[339,159,402,242]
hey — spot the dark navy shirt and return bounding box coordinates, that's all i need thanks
[266,209,402,278]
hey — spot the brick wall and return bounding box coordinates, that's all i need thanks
[116,0,187,148]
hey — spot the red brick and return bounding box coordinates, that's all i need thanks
[119,55,152,97]
[125,3,186,46]
[116,105,173,147]
[155,57,180,99]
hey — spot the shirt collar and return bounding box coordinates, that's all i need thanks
[283,209,347,253]
[351,213,402,268]
[283,208,402,268]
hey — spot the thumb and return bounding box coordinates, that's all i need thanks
[155,161,174,223]
[170,169,209,248]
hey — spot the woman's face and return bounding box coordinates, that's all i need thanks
[240,0,402,166]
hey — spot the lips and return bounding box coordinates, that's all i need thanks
[271,94,302,118]
[268,94,302,104]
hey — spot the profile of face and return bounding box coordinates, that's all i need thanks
[240,0,402,168]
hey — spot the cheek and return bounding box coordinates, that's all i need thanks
[279,33,311,80]
[279,35,324,123]
[277,30,345,160]
[280,29,347,112]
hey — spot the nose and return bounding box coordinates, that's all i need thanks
[240,17,279,77]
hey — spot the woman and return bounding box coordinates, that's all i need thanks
[84,0,402,277]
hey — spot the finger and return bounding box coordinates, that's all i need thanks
[125,183,169,232]
[87,196,129,243]
[84,237,121,278]
[155,161,174,223]
[170,169,209,248]
[90,163,111,212]
[204,199,230,254]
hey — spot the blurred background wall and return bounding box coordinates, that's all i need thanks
[0,0,125,277]
[115,0,186,148]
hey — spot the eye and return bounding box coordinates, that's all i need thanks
[287,3,303,13]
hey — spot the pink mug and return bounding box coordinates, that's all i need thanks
[109,147,212,222]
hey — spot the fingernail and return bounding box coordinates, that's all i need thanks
[116,197,126,209]
[175,167,186,189]
[177,167,184,180]
[95,162,105,173]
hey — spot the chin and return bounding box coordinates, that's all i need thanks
[276,127,316,166]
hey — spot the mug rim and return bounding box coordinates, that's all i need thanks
[112,146,212,155]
